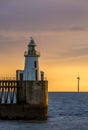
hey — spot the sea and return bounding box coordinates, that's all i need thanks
[0,92,88,130]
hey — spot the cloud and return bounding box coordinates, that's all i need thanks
[59,47,88,59]
[69,26,87,31]
[0,0,88,61]
[0,0,88,32]
[0,32,27,55]
[50,26,88,32]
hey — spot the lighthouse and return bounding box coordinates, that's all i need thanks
[23,37,40,81]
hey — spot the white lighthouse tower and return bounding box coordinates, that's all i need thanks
[23,37,40,80]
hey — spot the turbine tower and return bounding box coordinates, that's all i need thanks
[77,75,80,92]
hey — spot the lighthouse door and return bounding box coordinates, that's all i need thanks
[20,73,23,81]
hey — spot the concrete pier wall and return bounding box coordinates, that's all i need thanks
[17,81,48,107]
[0,104,47,120]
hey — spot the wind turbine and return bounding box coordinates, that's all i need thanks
[77,74,80,92]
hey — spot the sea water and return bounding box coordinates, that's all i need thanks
[0,92,88,130]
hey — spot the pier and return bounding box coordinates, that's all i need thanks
[0,80,48,120]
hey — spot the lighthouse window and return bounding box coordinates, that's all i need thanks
[34,61,37,68]
[35,70,38,80]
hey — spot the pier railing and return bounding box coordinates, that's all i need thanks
[0,80,18,104]
[0,77,16,80]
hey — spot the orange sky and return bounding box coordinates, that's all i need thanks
[0,31,88,91]
[0,0,88,91]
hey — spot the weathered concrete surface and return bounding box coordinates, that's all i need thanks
[17,81,48,106]
[0,104,48,120]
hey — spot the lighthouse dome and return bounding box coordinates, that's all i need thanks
[28,37,36,46]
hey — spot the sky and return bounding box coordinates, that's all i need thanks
[0,0,88,91]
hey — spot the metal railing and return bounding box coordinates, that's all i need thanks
[24,51,40,57]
